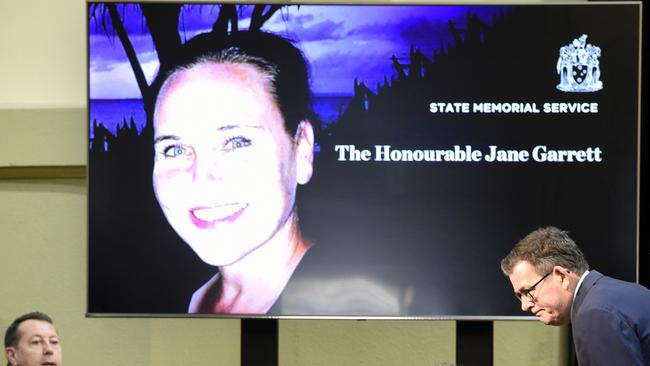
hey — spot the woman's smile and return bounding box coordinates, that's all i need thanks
[189,203,248,227]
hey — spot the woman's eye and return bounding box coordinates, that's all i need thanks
[162,144,191,158]
[225,136,252,151]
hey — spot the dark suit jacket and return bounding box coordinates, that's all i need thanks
[571,270,650,365]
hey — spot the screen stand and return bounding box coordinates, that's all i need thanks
[241,318,278,366]
[240,319,497,365]
[456,320,493,366]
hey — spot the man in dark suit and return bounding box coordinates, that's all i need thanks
[500,226,650,365]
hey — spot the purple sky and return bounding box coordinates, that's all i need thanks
[89,4,508,99]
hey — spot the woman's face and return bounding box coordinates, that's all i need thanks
[153,62,312,266]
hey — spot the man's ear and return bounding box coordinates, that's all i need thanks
[294,120,315,185]
[553,266,572,290]
[6,346,18,366]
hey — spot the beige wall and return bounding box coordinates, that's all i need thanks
[0,1,567,365]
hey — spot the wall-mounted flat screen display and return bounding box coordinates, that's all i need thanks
[88,2,641,318]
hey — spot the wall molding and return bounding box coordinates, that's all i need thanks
[0,165,86,179]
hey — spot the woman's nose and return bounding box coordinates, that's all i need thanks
[192,154,222,182]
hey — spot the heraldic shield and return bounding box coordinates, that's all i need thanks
[557,34,603,92]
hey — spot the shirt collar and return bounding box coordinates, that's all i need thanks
[571,270,590,318]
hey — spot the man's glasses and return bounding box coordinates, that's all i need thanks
[515,271,552,302]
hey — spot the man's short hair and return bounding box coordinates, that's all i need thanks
[500,226,589,276]
[4,312,53,348]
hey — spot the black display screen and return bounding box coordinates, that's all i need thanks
[88,2,641,318]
